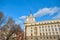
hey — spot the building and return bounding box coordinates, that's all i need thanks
[24,12,60,40]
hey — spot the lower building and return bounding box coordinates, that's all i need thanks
[24,13,60,40]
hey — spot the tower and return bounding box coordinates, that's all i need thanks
[25,11,35,24]
[24,11,35,40]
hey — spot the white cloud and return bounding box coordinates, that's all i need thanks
[34,7,60,17]
[53,13,60,19]
[19,16,27,20]
[15,15,27,24]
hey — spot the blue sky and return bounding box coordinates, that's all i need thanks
[0,0,60,30]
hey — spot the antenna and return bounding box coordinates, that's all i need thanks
[30,9,32,14]
[29,9,33,16]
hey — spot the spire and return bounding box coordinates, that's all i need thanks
[29,10,33,17]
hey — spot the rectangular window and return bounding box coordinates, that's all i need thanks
[31,33,32,36]
[42,26,44,28]
[54,25,56,27]
[49,32,51,35]
[43,33,45,36]
[31,30,33,32]
[46,29,47,31]
[47,37,48,39]
[50,36,52,39]
[46,33,48,36]
[40,30,41,32]
[52,28,54,31]
[58,24,60,27]
[56,32,58,35]
[39,26,41,28]
[43,29,44,31]
[54,37,56,39]
[52,32,55,35]
[40,33,41,36]
[31,37,33,39]
[40,37,42,39]
[49,29,50,31]
[48,26,50,28]
[55,28,57,31]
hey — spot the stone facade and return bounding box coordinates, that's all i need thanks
[24,12,60,40]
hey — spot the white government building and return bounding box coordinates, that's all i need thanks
[24,12,60,40]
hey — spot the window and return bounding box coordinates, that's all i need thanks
[43,33,45,36]
[47,37,48,39]
[31,33,33,36]
[40,30,41,32]
[46,29,47,31]
[46,33,48,36]
[43,29,44,31]
[45,26,47,28]
[58,24,60,27]
[42,26,44,28]
[52,32,55,35]
[31,30,33,32]
[31,27,32,29]
[54,25,56,27]
[55,28,57,31]
[56,32,58,35]
[48,26,50,28]
[49,32,51,35]
[50,36,52,39]
[40,33,41,35]
[52,28,54,31]
[54,37,56,39]
[40,37,42,39]
[49,29,50,31]
[39,26,41,28]
[31,37,33,39]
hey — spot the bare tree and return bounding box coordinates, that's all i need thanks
[0,12,7,40]
[5,17,23,40]
[0,12,24,40]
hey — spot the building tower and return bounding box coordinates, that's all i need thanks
[25,11,35,23]
[24,11,35,40]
